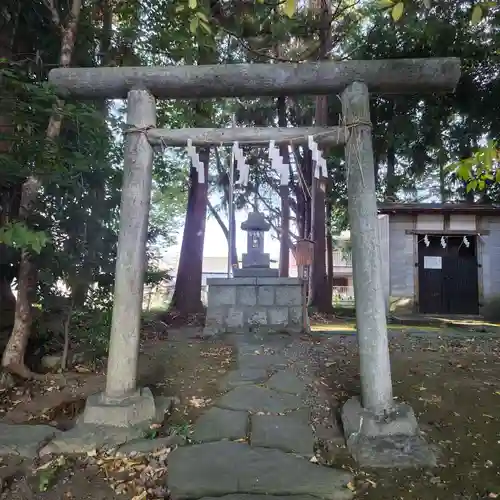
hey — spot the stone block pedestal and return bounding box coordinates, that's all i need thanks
[203,277,308,336]
[341,397,436,468]
[83,387,157,428]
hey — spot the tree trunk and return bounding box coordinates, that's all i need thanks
[170,40,216,314]
[326,199,334,298]
[170,151,209,313]
[386,145,396,200]
[277,96,290,277]
[2,0,83,378]
[308,0,332,313]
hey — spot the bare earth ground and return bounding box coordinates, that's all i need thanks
[0,326,498,499]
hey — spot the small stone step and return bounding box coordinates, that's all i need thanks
[215,385,303,414]
[167,441,353,500]
[39,424,145,455]
[250,413,314,457]
[192,407,248,443]
[0,423,59,458]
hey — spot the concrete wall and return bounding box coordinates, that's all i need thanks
[388,214,415,300]
[479,217,500,301]
[203,277,306,335]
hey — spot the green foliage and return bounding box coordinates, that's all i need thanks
[71,307,113,358]
[0,222,49,253]
[449,141,500,193]
[376,0,498,25]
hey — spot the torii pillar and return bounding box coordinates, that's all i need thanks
[83,88,158,427]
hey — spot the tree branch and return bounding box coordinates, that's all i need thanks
[207,199,229,240]
[43,0,61,27]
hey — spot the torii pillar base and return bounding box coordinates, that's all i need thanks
[82,388,157,428]
[341,397,436,468]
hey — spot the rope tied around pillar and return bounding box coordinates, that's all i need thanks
[340,118,373,188]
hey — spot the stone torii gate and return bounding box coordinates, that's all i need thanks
[49,58,460,464]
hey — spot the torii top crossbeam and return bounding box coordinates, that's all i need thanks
[48,58,461,99]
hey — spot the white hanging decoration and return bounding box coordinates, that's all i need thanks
[269,140,289,186]
[186,139,205,183]
[232,142,249,186]
[440,236,447,249]
[423,234,430,247]
[463,235,470,248]
[307,135,327,179]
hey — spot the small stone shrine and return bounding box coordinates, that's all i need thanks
[233,211,278,278]
[203,211,308,336]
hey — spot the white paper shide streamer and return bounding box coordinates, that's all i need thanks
[233,142,249,186]
[186,139,205,183]
[307,135,327,179]
[269,140,289,186]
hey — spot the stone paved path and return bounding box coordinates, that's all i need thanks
[166,334,354,500]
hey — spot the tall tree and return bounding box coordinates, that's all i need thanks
[309,0,333,312]
[2,0,83,378]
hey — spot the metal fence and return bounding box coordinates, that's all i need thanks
[332,286,355,305]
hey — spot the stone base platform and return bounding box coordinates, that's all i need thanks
[83,387,157,427]
[341,397,437,468]
[203,277,309,336]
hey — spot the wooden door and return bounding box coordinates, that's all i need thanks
[418,236,479,315]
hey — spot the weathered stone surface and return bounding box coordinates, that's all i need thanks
[275,286,302,306]
[117,435,186,455]
[0,424,59,458]
[39,424,145,455]
[219,368,269,390]
[205,307,227,325]
[247,308,267,325]
[268,307,289,326]
[257,286,275,306]
[347,434,437,468]
[237,287,257,306]
[203,279,309,336]
[226,308,244,328]
[208,285,236,307]
[250,414,314,456]
[202,495,319,500]
[192,408,248,443]
[265,369,308,395]
[83,387,156,427]
[256,278,302,286]
[237,352,288,371]
[167,441,353,500]
[215,385,303,413]
[289,306,303,325]
[341,397,435,468]
[341,397,418,439]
